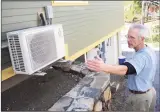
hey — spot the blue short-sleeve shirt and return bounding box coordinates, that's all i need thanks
[126,46,157,91]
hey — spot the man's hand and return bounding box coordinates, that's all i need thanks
[86,56,128,75]
[86,56,105,72]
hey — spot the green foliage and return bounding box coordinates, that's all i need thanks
[133,1,142,14]
[124,1,142,22]
[152,34,160,42]
[152,25,160,33]
[145,34,160,43]
[124,7,134,22]
[145,37,151,42]
[145,25,160,43]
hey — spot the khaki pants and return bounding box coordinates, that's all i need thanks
[124,88,156,111]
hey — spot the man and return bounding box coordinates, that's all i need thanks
[86,24,157,111]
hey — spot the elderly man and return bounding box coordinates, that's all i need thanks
[87,24,157,111]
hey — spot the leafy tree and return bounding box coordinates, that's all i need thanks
[145,25,160,43]
[152,34,160,42]
[133,0,142,14]
[124,1,142,22]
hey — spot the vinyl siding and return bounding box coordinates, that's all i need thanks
[1,1,124,70]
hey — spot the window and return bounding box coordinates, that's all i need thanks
[52,1,88,6]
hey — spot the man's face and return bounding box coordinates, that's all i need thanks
[127,28,144,48]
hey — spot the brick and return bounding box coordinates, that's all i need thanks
[67,97,94,111]
[48,96,73,111]
[94,100,102,111]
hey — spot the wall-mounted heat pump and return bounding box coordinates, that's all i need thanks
[7,24,65,75]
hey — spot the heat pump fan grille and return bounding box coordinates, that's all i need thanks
[8,35,26,72]
[28,29,58,70]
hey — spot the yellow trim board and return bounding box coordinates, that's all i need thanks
[65,25,125,61]
[52,1,88,6]
[2,67,15,81]
[65,44,69,60]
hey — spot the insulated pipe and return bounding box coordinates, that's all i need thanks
[40,13,46,26]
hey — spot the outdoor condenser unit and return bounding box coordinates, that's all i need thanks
[7,24,65,75]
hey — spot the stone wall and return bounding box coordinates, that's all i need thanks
[49,61,111,111]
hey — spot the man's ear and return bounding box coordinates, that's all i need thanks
[141,37,145,41]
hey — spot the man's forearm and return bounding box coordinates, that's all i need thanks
[102,64,128,76]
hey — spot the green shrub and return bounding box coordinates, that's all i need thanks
[152,34,160,42]
[145,34,160,43]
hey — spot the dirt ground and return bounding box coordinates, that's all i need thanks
[1,69,81,111]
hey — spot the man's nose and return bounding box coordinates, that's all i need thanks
[127,37,131,42]
[127,39,132,44]
[127,38,129,42]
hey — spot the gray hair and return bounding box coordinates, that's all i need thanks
[129,24,150,39]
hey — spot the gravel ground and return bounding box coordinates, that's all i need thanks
[110,78,160,111]
[1,68,81,111]
[110,78,128,111]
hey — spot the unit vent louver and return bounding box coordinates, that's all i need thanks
[8,34,26,72]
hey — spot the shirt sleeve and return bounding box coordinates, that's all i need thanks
[125,54,146,75]
[121,62,136,75]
